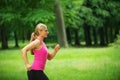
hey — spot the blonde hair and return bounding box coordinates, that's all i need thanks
[30,23,47,55]
[30,23,47,42]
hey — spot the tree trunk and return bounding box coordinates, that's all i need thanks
[22,30,26,43]
[66,27,71,44]
[83,24,92,46]
[92,27,98,46]
[104,26,109,45]
[118,25,120,34]
[114,26,119,39]
[74,29,80,46]
[0,25,8,49]
[109,26,114,43]
[54,0,68,47]
[14,31,19,48]
[27,30,31,41]
[99,27,106,46]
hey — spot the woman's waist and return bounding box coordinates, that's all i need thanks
[31,63,46,70]
[32,60,47,66]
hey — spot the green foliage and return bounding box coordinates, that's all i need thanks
[79,6,98,27]
[114,34,120,48]
[0,0,120,48]
[24,10,55,24]
[0,13,14,25]
[95,9,110,18]
[63,0,84,29]
[107,1,120,24]
[0,0,56,42]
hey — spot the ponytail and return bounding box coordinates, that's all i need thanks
[30,32,37,42]
[30,32,37,55]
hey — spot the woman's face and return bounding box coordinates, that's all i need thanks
[39,27,49,38]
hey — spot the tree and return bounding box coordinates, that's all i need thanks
[79,6,93,46]
[0,0,26,48]
[0,0,57,49]
[107,0,120,43]
[54,0,68,47]
[62,0,83,46]
[80,0,120,46]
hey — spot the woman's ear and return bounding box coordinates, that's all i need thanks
[38,30,41,35]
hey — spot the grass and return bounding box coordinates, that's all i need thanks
[0,47,120,80]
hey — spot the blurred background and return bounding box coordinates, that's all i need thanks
[0,0,120,48]
[0,0,120,80]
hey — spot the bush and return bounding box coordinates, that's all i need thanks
[114,34,120,48]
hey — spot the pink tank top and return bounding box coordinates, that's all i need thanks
[32,39,48,71]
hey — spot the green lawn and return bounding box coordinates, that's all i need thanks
[0,47,120,80]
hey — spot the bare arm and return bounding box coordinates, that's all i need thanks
[21,40,39,70]
[47,44,60,60]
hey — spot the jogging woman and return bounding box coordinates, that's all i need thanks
[21,23,60,80]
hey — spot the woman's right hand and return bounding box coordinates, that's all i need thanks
[54,44,60,52]
[26,64,32,71]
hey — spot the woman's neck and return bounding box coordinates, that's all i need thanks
[37,36,44,41]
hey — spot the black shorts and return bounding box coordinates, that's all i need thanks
[27,70,49,80]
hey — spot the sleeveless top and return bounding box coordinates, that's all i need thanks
[32,39,48,71]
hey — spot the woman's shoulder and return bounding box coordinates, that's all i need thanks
[33,39,44,45]
[33,39,41,44]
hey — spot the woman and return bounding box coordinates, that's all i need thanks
[21,23,60,80]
